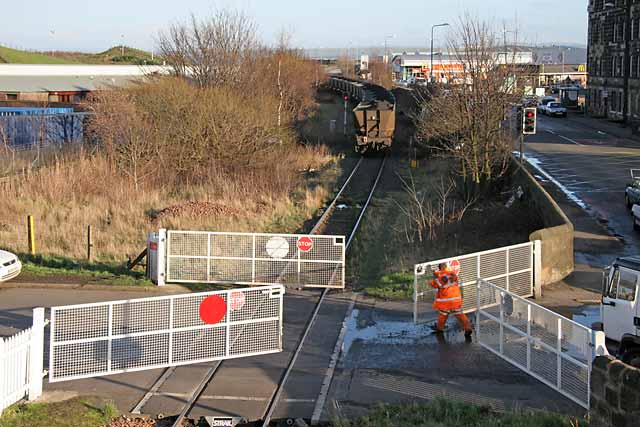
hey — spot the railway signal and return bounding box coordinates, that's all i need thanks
[522,107,537,135]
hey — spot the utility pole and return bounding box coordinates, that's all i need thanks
[430,23,449,84]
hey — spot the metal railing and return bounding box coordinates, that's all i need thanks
[49,285,284,382]
[476,279,608,409]
[413,242,539,325]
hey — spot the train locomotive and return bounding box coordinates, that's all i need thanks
[328,76,396,154]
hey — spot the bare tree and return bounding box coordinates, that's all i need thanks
[158,9,259,88]
[395,172,476,242]
[414,15,525,191]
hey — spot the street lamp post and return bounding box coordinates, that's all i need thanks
[430,23,449,84]
[384,35,394,64]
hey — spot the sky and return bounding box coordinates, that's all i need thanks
[0,0,588,52]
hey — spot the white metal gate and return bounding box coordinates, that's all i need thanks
[413,242,540,325]
[476,279,608,409]
[49,285,284,382]
[161,229,345,289]
[0,308,45,415]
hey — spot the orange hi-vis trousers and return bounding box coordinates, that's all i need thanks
[437,312,472,332]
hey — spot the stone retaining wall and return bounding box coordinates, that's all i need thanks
[590,355,640,427]
[512,162,574,287]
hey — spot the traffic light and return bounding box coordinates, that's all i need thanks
[522,107,537,135]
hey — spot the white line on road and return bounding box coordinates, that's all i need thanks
[545,129,583,146]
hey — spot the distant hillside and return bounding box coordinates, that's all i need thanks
[0,45,162,65]
[0,45,79,64]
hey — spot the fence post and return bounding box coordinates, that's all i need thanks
[157,229,167,286]
[28,307,44,401]
[533,240,542,299]
[87,225,93,261]
[27,215,36,256]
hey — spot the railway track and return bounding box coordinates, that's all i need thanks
[130,155,387,426]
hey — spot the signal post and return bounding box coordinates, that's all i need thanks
[521,107,537,165]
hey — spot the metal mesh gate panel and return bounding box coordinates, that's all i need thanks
[49,285,284,382]
[413,242,535,325]
[165,230,345,288]
[476,279,607,409]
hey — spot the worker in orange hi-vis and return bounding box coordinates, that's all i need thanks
[429,263,473,338]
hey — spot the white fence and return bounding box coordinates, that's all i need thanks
[49,285,284,382]
[0,308,45,415]
[157,229,345,289]
[476,279,608,409]
[413,242,540,325]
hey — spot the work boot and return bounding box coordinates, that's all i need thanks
[464,329,473,341]
[430,324,444,334]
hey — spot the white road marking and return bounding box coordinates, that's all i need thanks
[557,134,583,146]
[526,156,589,209]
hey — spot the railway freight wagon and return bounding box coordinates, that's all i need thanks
[328,76,396,154]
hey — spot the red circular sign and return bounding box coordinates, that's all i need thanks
[229,291,246,311]
[199,295,227,325]
[297,236,314,253]
[449,259,461,275]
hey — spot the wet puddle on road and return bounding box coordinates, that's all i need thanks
[342,308,467,356]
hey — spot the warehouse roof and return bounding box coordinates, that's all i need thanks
[0,64,172,93]
[0,74,144,93]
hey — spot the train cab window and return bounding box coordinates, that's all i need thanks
[618,269,638,301]
[607,269,620,299]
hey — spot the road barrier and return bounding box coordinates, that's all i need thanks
[49,285,284,382]
[476,279,608,409]
[413,242,540,325]
[149,229,345,289]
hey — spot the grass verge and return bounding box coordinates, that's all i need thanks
[18,254,153,287]
[333,399,585,427]
[0,397,118,427]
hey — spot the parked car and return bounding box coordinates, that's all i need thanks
[633,205,640,231]
[625,171,640,208]
[544,102,567,117]
[0,250,22,283]
[537,96,556,113]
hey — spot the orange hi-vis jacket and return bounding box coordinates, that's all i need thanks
[430,268,463,311]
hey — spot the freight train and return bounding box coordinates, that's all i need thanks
[328,76,396,154]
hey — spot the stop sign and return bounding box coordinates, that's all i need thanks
[229,291,246,311]
[449,259,461,275]
[297,236,313,253]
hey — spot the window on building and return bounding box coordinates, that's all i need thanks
[6,93,17,100]
[632,55,636,78]
[614,22,619,42]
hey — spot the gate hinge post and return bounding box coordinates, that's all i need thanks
[533,240,542,299]
[157,229,167,286]
[28,307,45,401]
